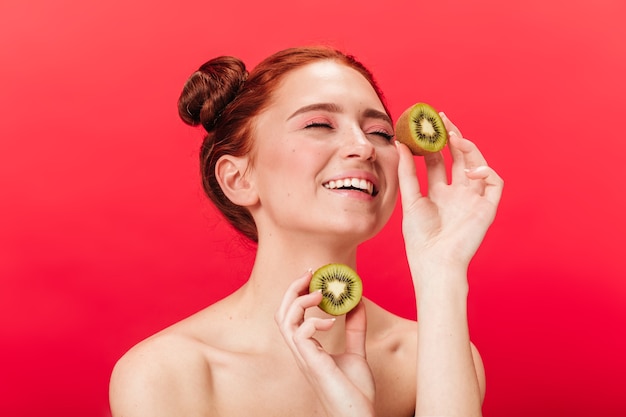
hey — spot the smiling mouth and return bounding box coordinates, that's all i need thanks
[323,178,378,196]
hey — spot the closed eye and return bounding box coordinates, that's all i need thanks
[304,121,333,129]
[368,130,395,141]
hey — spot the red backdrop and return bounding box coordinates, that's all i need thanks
[1,0,625,416]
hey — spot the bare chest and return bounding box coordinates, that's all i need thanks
[208,351,415,417]
[209,355,319,416]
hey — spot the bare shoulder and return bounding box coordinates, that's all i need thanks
[109,328,215,417]
[470,339,487,401]
[363,298,418,415]
[363,298,418,373]
[108,297,242,417]
[363,297,417,350]
[363,298,486,403]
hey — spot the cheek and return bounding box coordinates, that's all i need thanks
[256,141,296,171]
[380,147,400,186]
[255,144,321,192]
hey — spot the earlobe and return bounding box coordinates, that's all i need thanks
[215,155,258,207]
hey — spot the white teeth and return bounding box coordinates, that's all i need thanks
[323,177,375,195]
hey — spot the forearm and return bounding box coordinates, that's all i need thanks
[394,115,502,416]
[412,263,483,417]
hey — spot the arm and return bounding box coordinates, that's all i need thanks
[396,113,503,417]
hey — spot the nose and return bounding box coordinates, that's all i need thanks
[342,127,376,162]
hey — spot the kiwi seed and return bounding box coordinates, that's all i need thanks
[395,102,448,155]
[309,264,363,316]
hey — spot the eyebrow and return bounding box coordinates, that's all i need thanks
[286,102,393,126]
[363,108,393,127]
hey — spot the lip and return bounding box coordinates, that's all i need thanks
[322,170,380,197]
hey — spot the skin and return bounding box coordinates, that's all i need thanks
[109,60,503,417]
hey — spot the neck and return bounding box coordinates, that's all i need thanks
[250,230,358,297]
[230,231,359,350]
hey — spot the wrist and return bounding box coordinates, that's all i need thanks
[409,262,470,301]
[405,244,470,268]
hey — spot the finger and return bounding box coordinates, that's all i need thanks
[276,288,323,366]
[282,290,324,332]
[424,150,448,191]
[395,140,422,205]
[275,270,313,323]
[465,165,504,205]
[294,317,336,344]
[447,131,470,186]
[453,133,488,169]
[440,112,486,183]
[440,112,470,185]
[448,133,490,193]
[440,112,463,138]
[293,317,338,371]
[344,301,367,358]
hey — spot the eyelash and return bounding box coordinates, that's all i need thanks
[304,121,333,129]
[304,122,394,142]
[370,130,395,141]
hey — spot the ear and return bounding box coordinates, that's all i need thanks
[215,155,258,207]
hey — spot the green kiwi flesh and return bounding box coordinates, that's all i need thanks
[395,102,448,155]
[309,264,363,316]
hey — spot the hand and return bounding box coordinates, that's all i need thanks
[275,271,376,417]
[396,113,504,271]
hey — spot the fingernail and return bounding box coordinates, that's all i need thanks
[449,130,457,136]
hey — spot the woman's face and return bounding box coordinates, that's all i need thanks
[249,60,400,243]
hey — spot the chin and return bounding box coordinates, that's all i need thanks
[326,221,387,244]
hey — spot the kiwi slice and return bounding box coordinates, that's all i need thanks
[309,264,363,316]
[395,102,448,155]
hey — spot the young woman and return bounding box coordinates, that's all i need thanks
[109,46,503,417]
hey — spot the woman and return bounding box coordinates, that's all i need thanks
[109,46,503,417]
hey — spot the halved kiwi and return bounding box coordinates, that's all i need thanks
[395,102,448,155]
[309,263,363,316]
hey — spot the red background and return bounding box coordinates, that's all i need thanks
[1,0,625,416]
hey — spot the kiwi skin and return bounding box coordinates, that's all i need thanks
[309,264,363,316]
[395,102,448,156]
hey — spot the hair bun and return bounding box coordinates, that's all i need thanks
[177,56,248,132]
